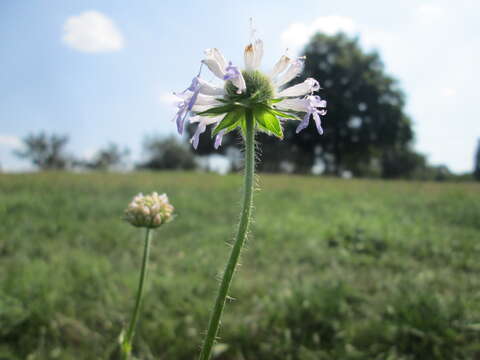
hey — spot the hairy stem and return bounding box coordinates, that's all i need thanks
[198,110,256,360]
[121,227,152,360]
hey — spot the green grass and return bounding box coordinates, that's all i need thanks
[0,172,479,360]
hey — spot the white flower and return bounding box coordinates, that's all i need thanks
[171,24,326,149]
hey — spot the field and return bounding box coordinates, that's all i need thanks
[1,172,480,360]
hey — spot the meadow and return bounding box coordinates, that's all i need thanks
[1,172,480,360]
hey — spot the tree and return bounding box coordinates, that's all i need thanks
[14,132,70,170]
[83,143,130,170]
[138,135,196,170]
[381,148,427,179]
[474,139,480,181]
[294,32,414,176]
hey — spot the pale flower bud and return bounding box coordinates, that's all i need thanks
[124,192,174,229]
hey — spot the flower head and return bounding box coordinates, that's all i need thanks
[172,23,326,149]
[124,192,174,229]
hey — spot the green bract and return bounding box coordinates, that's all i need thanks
[197,70,300,139]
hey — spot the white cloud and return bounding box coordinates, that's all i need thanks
[414,3,445,25]
[62,11,124,53]
[281,16,357,52]
[440,87,457,97]
[0,135,21,148]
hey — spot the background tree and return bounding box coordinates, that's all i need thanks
[381,148,427,179]
[83,143,130,171]
[295,32,414,176]
[14,132,70,170]
[138,135,196,170]
[474,139,480,181]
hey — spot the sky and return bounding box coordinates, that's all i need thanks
[0,0,478,173]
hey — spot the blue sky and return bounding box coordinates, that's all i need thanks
[0,0,478,173]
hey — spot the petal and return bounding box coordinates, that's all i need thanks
[277,78,320,97]
[194,93,222,106]
[197,78,225,96]
[313,112,324,135]
[175,109,189,135]
[189,114,224,125]
[275,58,305,87]
[202,58,225,80]
[190,121,207,149]
[307,95,326,108]
[270,55,290,78]
[296,113,311,133]
[231,71,247,93]
[210,48,228,69]
[252,39,264,69]
[214,129,226,149]
[187,89,200,111]
[244,43,255,70]
[191,101,222,113]
[275,98,309,112]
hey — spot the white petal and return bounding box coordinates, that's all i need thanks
[202,58,225,80]
[244,43,255,70]
[270,55,290,78]
[244,39,263,70]
[231,71,247,93]
[204,48,229,77]
[275,98,309,112]
[203,48,229,79]
[173,91,220,107]
[210,48,228,69]
[191,103,222,113]
[190,114,224,125]
[252,39,263,69]
[198,78,225,96]
[194,93,222,106]
[277,78,320,97]
[275,58,305,87]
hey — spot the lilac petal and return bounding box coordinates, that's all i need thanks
[214,129,226,149]
[190,122,207,149]
[191,130,200,149]
[187,77,200,92]
[176,114,184,134]
[313,112,324,135]
[223,62,240,81]
[187,89,200,111]
[296,113,311,134]
[175,107,187,135]
[174,76,202,135]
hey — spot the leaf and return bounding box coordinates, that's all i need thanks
[198,104,237,117]
[270,98,284,104]
[268,108,300,120]
[253,106,284,139]
[212,108,244,137]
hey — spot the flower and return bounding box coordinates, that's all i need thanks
[172,24,326,149]
[124,192,174,229]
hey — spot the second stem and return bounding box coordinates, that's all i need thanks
[122,227,152,360]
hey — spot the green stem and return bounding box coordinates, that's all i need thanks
[199,109,256,360]
[121,227,152,360]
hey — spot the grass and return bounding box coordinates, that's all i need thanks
[0,171,479,359]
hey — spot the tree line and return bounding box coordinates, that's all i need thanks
[6,32,480,181]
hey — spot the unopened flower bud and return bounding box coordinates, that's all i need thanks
[124,192,174,229]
